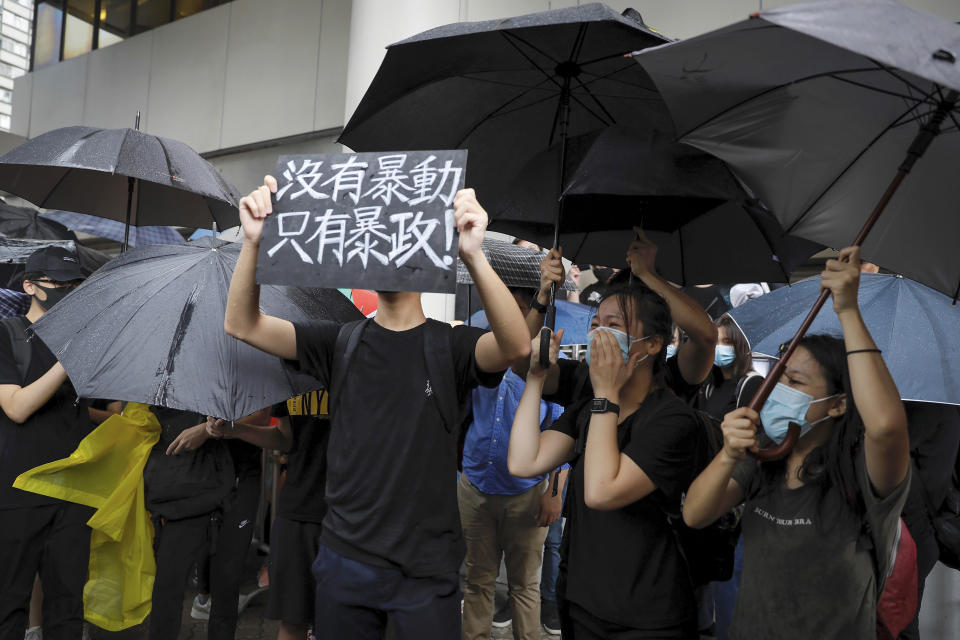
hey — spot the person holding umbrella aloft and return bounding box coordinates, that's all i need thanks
[225,178,530,639]
[682,247,910,639]
[0,247,92,640]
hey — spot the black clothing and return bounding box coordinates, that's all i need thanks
[695,368,763,420]
[549,388,700,634]
[0,502,92,640]
[266,517,323,625]
[546,354,702,408]
[148,474,260,640]
[273,392,331,523]
[291,319,500,577]
[566,601,697,639]
[0,316,92,509]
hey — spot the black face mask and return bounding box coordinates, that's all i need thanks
[32,282,77,311]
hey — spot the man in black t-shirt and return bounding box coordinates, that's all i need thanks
[0,247,92,640]
[224,180,531,639]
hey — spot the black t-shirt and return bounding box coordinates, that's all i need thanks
[549,387,700,632]
[902,403,960,544]
[0,316,92,509]
[291,319,501,577]
[546,355,701,408]
[273,392,331,523]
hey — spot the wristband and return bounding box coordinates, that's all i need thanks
[530,296,548,314]
[846,348,881,356]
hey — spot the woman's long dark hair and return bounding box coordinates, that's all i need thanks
[753,334,866,523]
[717,314,753,379]
[599,283,673,377]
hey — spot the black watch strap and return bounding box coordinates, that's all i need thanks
[529,295,548,314]
[590,398,620,416]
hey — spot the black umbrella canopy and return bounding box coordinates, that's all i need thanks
[635,0,960,297]
[339,3,673,204]
[0,126,241,230]
[31,237,362,420]
[0,200,76,240]
[491,125,743,238]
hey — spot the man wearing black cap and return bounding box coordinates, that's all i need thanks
[0,246,94,639]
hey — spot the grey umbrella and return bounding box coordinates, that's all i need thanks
[456,237,578,291]
[0,124,240,248]
[31,237,362,420]
[634,0,960,459]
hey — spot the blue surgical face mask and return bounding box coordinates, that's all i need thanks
[585,326,650,367]
[666,344,678,360]
[714,344,736,368]
[760,382,840,444]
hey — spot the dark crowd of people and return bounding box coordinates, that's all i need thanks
[0,183,957,640]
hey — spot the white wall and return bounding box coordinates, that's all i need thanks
[11,0,352,154]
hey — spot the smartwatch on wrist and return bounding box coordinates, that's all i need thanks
[590,398,620,416]
[529,295,548,314]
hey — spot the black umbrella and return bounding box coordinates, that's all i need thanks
[0,122,241,249]
[492,125,821,284]
[31,237,362,420]
[634,0,960,459]
[339,3,673,364]
[0,200,76,240]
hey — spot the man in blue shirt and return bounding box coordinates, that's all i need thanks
[459,287,568,640]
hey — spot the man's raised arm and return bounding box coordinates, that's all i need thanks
[454,190,531,372]
[224,175,298,360]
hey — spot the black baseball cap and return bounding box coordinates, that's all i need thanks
[23,246,85,282]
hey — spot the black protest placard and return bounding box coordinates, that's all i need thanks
[256,150,467,293]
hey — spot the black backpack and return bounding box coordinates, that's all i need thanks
[669,408,741,587]
[1,316,32,385]
[143,408,236,521]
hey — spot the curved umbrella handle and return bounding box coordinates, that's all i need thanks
[749,423,800,462]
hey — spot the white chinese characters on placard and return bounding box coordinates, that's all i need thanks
[256,150,467,293]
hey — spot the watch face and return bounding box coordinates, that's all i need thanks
[591,398,606,412]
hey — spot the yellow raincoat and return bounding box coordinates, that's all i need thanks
[13,402,161,631]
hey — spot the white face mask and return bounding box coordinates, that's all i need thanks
[760,382,841,444]
[586,326,650,367]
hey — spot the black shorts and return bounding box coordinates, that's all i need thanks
[265,516,323,625]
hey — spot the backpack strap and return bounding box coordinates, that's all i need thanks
[329,318,370,420]
[422,319,458,432]
[735,371,763,408]
[1,316,31,385]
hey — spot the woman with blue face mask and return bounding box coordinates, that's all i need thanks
[696,316,763,423]
[681,246,911,640]
[508,285,702,639]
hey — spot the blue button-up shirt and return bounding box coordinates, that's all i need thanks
[462,368,567,495]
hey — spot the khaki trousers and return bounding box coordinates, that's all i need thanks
[458,473,549,640]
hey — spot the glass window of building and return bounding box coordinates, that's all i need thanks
[134,0,170,34]
[63,0,95,60]
[31,0,233,69]
[98,0,129,48]
[33,2,61,70]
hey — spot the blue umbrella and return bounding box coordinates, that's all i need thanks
[469,299,595,345]
[728,273,960,405]
[41,210,184,247]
